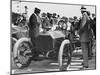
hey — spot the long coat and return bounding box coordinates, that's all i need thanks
[79,12,90,42]
[28,13,40,38]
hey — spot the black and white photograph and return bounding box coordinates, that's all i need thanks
[11,0,96,74]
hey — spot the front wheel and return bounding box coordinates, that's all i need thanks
[13,38,32,68]
[58,40,72,71]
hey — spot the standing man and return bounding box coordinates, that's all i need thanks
[79,6,90,69]
[28,7,41,47]
[92,13,96,39]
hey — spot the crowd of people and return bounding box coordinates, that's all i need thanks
[27,6,96,39]
[12,6,96,39]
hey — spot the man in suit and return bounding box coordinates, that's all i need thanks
[79,6,90,69]
[28,7,41,47]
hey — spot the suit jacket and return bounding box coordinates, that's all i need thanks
[79,12,90,42]
[28,13,40,37]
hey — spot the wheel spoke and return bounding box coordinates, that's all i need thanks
[17,42,31,65]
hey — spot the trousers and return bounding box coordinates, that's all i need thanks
[81,42,89,66]
[29,30,36,47]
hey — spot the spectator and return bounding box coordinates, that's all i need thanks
[79,6,90,69]
[86,11,94,59]
[92,13,96,39]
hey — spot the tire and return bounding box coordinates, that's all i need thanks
[58,40,72,71]
[13,37,32,68]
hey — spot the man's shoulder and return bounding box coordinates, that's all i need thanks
[82,12,88,17]
[30,13,37,19]
[82,12,89,20]
[30,13,36,17]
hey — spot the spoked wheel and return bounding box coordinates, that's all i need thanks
[13,38,32,68]
[58,40,72,71]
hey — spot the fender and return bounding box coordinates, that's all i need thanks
[12,37,18,52]
[58,40,70,66]
[58,39,72,71]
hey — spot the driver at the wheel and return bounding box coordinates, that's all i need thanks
[28,7,41,47]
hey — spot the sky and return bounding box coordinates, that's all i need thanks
[12,0,96,19]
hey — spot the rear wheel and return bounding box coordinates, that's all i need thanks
[13,38,32,68]
[58,40,72,71]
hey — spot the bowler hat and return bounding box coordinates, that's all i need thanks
[47,13,52,17]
